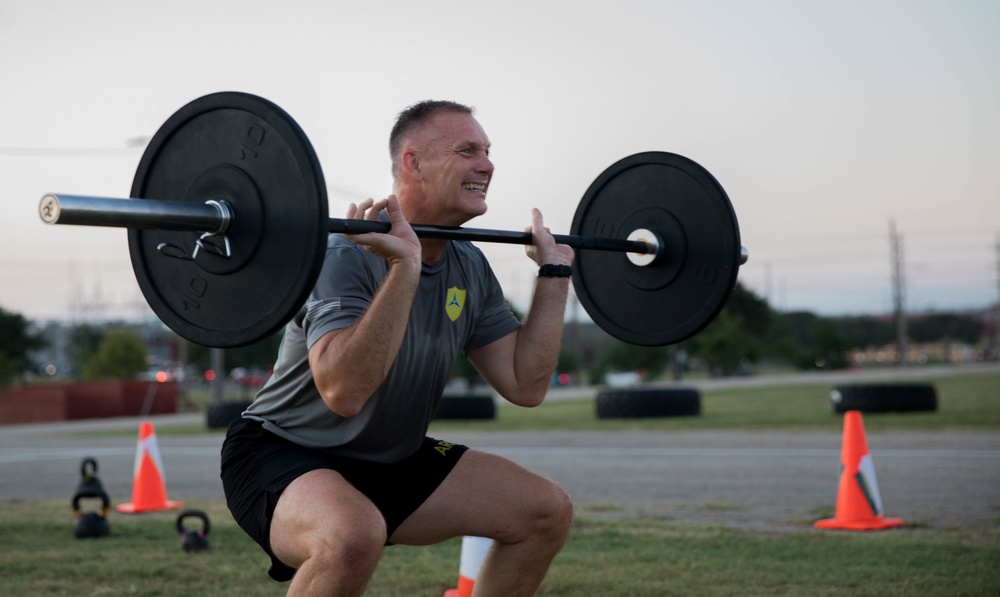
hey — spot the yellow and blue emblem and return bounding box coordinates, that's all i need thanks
[445,287,467,322]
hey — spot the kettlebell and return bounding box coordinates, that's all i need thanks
[72,457,111,539]
[72,489,111,538]
[176,509,210,552]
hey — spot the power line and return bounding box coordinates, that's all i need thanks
[0,147,143,157]
[748,227,999,251]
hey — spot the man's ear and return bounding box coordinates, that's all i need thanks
[401,148,423,181]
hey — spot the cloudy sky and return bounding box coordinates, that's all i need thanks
[2,0,998,326]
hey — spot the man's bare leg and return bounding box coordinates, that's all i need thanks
[270,469,387,596]
[391,450,573,596]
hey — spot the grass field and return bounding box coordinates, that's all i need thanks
[3,500,997,596]
[4,369,999,595]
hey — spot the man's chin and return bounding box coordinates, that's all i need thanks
[459,200,488,222]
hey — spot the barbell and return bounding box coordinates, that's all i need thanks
[38,92,746,348]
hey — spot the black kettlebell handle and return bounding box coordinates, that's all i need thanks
[176,509,211,537]
[75,456,106,495]
[80,457,98,478]
[72,488,110,516]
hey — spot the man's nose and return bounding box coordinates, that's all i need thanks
[477,154,494,175]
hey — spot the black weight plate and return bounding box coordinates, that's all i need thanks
[128,92,327,347]
[571,152,740,346]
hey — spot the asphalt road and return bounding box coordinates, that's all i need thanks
[2,365,998,533]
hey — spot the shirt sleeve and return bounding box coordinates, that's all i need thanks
[303,239,388,349]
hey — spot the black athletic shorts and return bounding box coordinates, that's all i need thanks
[220,417,468,582]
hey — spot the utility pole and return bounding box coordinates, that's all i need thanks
[211,348,226,405]
[994,233,1000,361]
[890,219,907,366]
[764,261,772,306]
[569,288,580,378]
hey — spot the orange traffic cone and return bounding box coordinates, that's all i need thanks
[814,410,903,531]
[443,536,492,597]
[116,421,182,513]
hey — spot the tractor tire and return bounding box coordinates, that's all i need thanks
[434,394,496,420]
[596,387,701,419]
[829,384,937,414]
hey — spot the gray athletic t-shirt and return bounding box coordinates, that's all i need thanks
[243,233,521,463]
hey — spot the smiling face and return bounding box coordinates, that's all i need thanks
[407,110,494,226]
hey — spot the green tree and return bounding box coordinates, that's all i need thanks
[186,331,283,374]
[557,348,580,375]
[690,311,761,375]
[833,316,895,348]
[68,324,104,377]
[722,283,771,338]
[678,282,780,371]
[83,329,148,379]
[597,340,670,380]
[908,313,982,344]
[760,314,807,365]
[0,307,46,386]
[777,314,850,370]
[808,318,850,369]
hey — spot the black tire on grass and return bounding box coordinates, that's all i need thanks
[596,387,701,419]
[434,394,496,420]
[829,384,937,414]
[205,400,254,429]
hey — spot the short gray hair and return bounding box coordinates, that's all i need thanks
[389,100,473,179]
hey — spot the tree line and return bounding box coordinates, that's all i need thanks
[576,283,993,382]
[0,287,994,387]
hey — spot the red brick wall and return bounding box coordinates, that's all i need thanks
[122,381,178,416]
[0,386,67,424]
[0,380,178,424]
[65,381,126,420]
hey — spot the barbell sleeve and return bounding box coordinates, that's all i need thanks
[39,194,231,234]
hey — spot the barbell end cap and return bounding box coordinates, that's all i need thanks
[739,245,749,265]
[205,199,233,235]
[626,228,662,267]
[39,194,61,224]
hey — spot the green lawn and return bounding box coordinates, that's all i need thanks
[2,500,997,596]
[10,369,998,595]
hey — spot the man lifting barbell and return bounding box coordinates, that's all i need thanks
[220,100,574,595]
[39,90,746,594]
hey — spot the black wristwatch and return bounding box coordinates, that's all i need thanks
[538,264,573,278]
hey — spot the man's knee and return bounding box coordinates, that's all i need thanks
[298,519,386,575]
[533,481,574,541]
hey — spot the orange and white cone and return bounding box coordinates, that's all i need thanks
[443,536,492,597]
[116,421,182,513]
[814,410,903,531]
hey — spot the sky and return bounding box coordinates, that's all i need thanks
[2,0,998,328]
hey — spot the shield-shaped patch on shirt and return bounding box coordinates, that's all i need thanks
[445,287,467,322]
